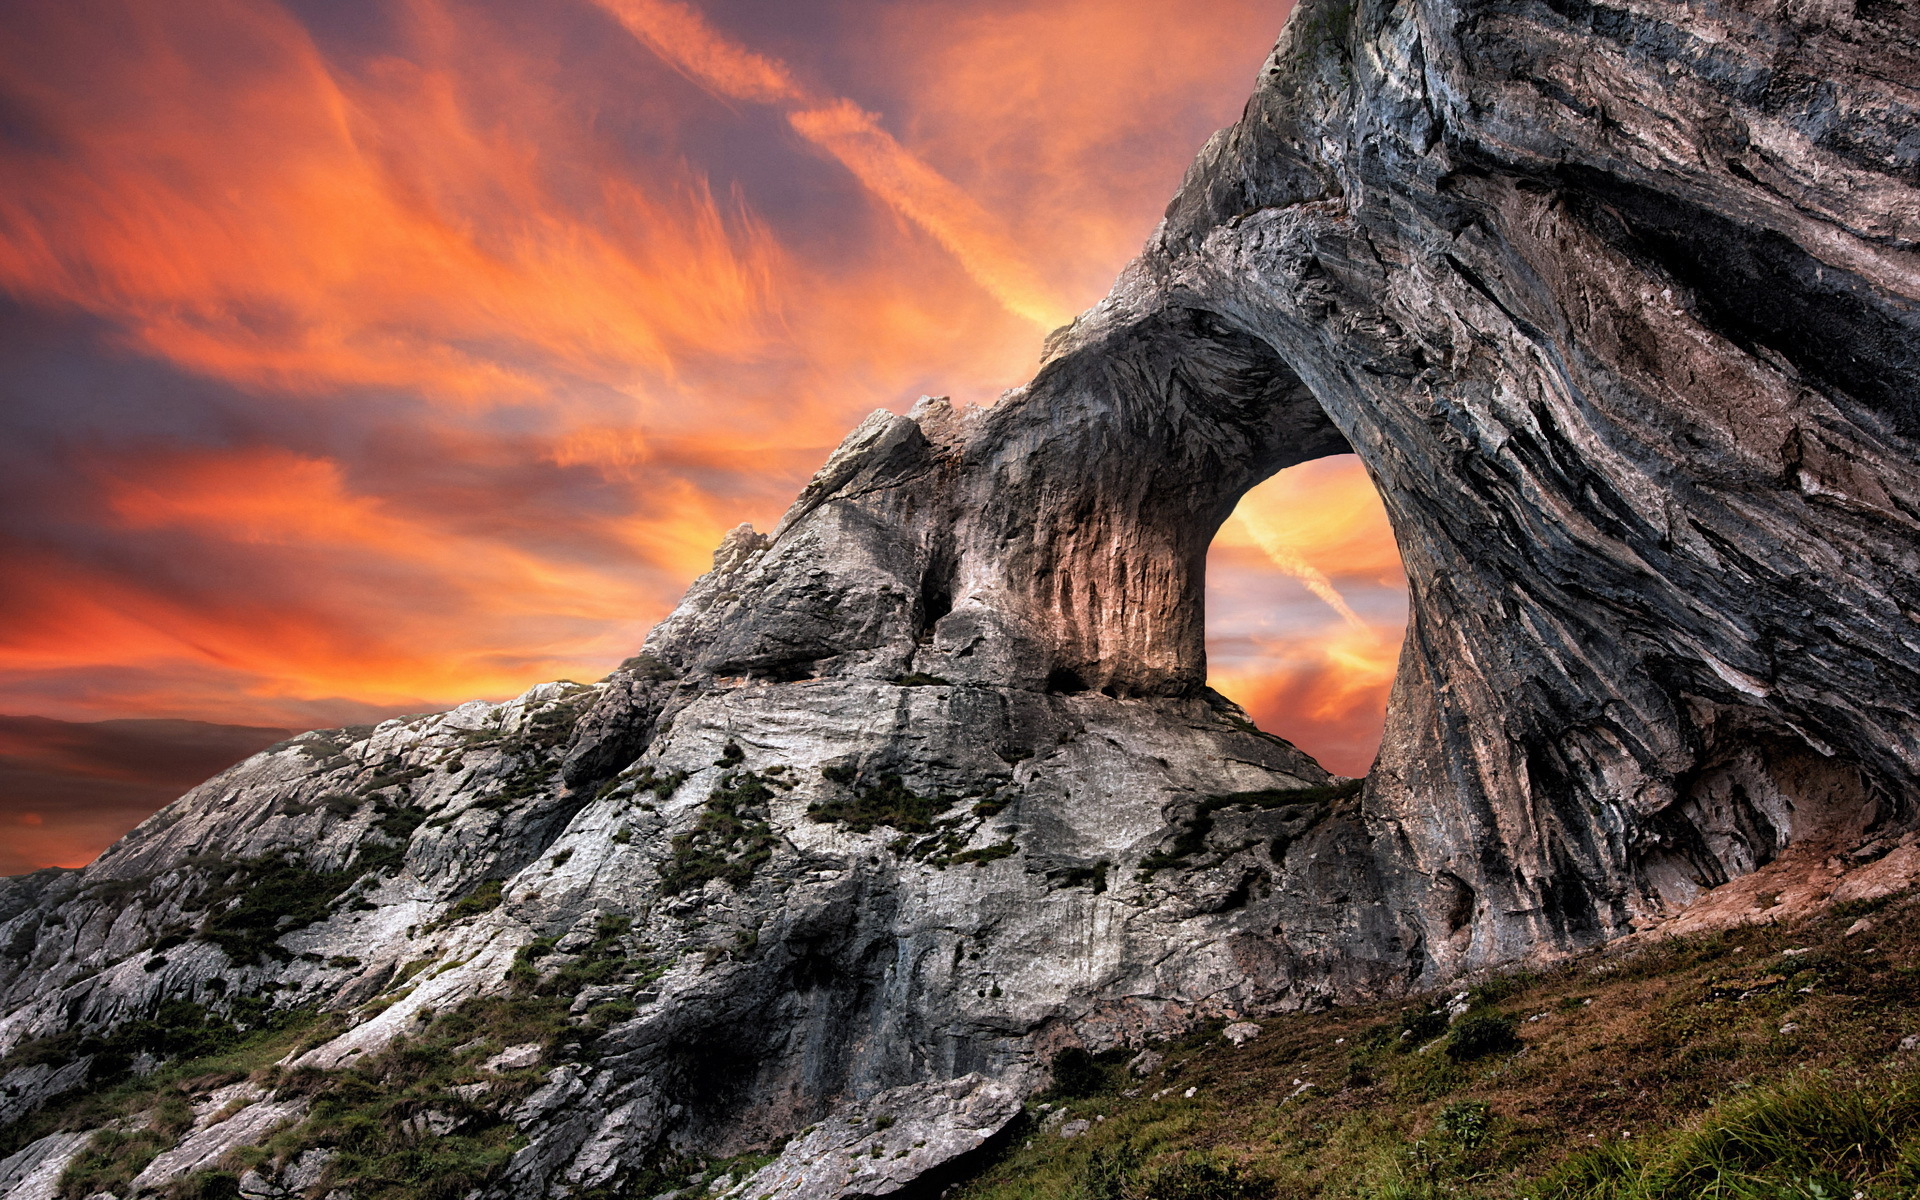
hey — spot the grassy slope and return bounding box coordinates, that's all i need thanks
[950,891,1920,1200]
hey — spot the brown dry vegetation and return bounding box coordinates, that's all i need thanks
[951,890,1920,1200]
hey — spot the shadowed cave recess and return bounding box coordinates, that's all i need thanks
[4,0,1920,1194]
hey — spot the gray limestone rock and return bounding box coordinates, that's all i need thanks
[0,1056,91,1128]
[3,0,1918,1195]
[715,1074,1021,1200]
[0,1130,94,1200]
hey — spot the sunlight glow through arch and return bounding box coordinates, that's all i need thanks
[1205,455,1408,777]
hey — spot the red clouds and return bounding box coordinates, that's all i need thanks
[0,0,1407,867]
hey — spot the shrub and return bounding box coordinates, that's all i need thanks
[1445,1013,1520,1061]
[808,772,957,834]
[166,1169,242,1199]
[947,840,1017,867]
[1047,1047,1110,1099]
[1437,1100,1493,1151]
[1139,1155,1273,1200]
[660,770,779,894]
[618,652,678,681]
[1397,1008,1450,1046]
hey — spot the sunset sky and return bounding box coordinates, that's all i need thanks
[0,0,1406,874]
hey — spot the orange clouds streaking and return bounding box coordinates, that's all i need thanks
[1212,454,1403,627]
[2,442,661,710]
[1208,622,1405,777]
[0,0,784,406]
[1218,456,1405,586]
[593,0,805,104]
[868,0,1289,306]
[785,100,1069,329]
[1207,457,1407,774]
[591,0,1072,329]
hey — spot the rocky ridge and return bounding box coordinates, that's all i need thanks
[4,0,1920,1195]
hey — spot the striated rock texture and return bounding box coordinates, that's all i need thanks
[4,0,1920,1194]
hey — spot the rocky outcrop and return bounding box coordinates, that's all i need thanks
[3,0,1919,1194]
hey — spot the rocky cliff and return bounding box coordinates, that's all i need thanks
[5,0,1920,1195]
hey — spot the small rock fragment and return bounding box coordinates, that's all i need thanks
[1223,1022,1262,1046]
[482,1042,543,1073]
[1059,1119,1091,1139]
[1127,1049,1164,1077]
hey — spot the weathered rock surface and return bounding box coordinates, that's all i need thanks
[3,0,1918,1194]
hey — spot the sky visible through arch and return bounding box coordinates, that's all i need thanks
[0,0,1405,873]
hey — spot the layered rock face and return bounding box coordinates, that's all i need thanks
[4,0,1920,1195]
[1144,0,1920,974]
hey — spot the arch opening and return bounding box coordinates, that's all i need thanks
[1203,454,1408,777]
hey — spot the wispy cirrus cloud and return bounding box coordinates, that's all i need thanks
[591,0,1071,329]
[0,0,1409,866]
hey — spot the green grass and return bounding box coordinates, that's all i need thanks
[808,770,958,834]
[659,768,785,894]
[57,1099,194,1199]
[949,890,1920,1200]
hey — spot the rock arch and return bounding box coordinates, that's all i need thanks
[619,0,1920,978]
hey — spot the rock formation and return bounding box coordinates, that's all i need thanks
[4,0,1919,1194]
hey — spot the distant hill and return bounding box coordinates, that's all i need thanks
[0,715,290,875]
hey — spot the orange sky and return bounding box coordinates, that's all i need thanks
[0,0,1404,870]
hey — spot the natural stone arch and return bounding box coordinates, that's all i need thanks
[9,2,1920,1195]
[611,0,1920,983]
[927,306,1354,701]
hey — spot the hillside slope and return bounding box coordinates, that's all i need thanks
[951,889,1920,1200]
